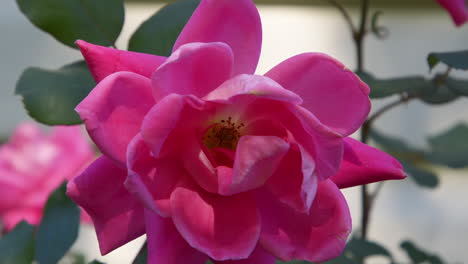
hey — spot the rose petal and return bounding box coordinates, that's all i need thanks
[266,143,318,213]
[76,72,154,166]
[211,246,276,264]
[218,135,290,195]
[173,0,262,75]
[145,209,208,264]
[170,185,260,260]
[330,137,407,188]
[66,156,145,254]
[265,53,370,136]
[258,179,351,262]
[1,207,41,231]
[126,134,188,217]
[436,0,468,26]
[153,42,234,99]
[204,74,302,105]
[76,40,166,82]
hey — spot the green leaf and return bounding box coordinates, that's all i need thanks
[132,243,148,264]
[35,182,80,264]
[400,240,444,264]
[446,78,468,96]
[427,50,468,71]
[357,72,435,99]
[16,61,95,125]
[128,0,200,56]
[0,221,35,264]
[346,237,393,260]
[88,261,105,264]
[401,161,439,188]
[16,0,124,48]
[426,123,468,168]
[369,129,424,159]
[421,77,459,105]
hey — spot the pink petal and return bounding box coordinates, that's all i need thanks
[266,143,318,213]
[1,207,41,231]
[66,156,145,254]
[170,185,261,260]
[145,209,208,264]
[76,72,155,166]
[76,40,166,83]
[265,53,370,136]
[218,135,290,195]
[257,179,351,262]
[330,137,407,189]
[436,0,468,26]
[173,0,262,75]
[153,42,234,99]
[211,246,276,264]
[126,135,187,217]
[204,74,302,105]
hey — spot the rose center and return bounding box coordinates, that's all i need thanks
[203,117,244,150]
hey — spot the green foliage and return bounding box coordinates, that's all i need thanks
[133,243,148,264]
[16,61,95,125]
[35,182,80,264]
[357,72,435,99]
[400,240,444,264]
[88,261,106,264]
[16,0,124,48]
[0,221,35,264]
[369,129,439,189]
[427,50,468,71]
[426,123,468,168]
[128,0,200,56]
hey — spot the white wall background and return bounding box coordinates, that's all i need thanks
[1,1,468,263]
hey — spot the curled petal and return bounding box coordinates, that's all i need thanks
[258,180,351,262]
[219,135,290,195]
[330,137,407,189]
[266,143,318,213]
[76,72,154,166]
[67,156,145,254]
[265,53,370,136]
[76,40,166,82]
[145,209,208,264]
[174,0,262,75]
[204,74,302,105]
[170,185,261,260]
[153,42,234,99]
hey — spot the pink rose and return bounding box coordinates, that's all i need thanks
[436,0,468,26]
[67,0,406,263]
[0,123,94,232]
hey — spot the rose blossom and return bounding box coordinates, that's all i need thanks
[436,0,468,26]
[0,123,94,232]
[67,0,406,263]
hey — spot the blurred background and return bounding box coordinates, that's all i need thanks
[1,0,468,263]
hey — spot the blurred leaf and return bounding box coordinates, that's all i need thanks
[420,77,459,105]
[35,182,80,264]
[16,0,124,48]
[446,78,468,96]
[16,61,95,125]
[401,161,439,189]
[128,0,200,56]
[369,129,424,158]
[88,261,105,264]
[400,240,444,264]
[0,221,35,264]
[427,50,468,71]
[357,72,435,99]
[426,123,468,168]
[346,237,393,260]
[132,243,148,264]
